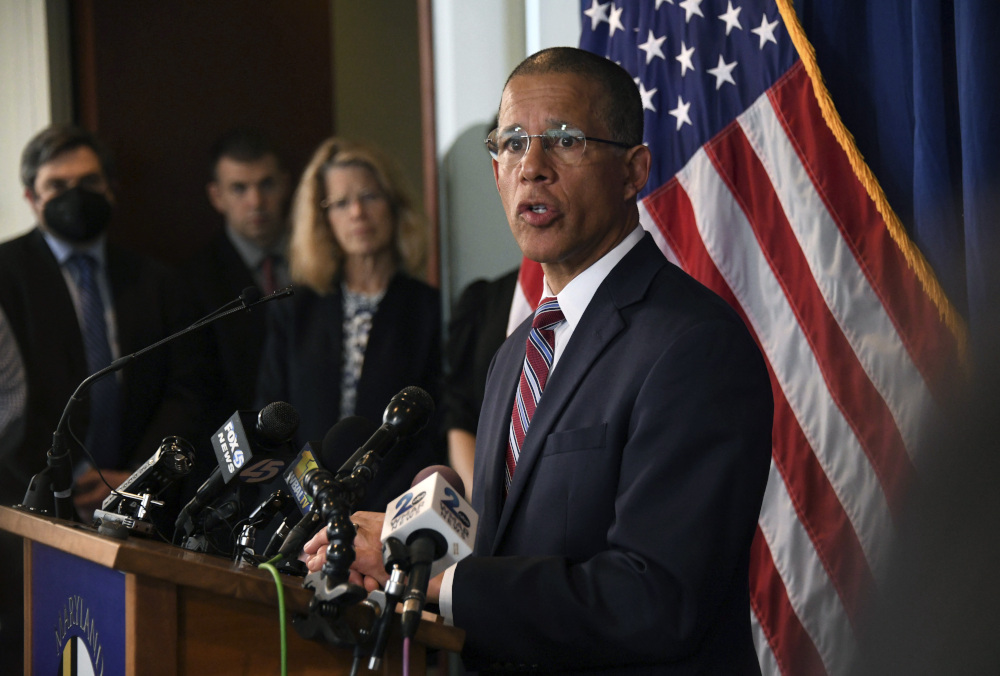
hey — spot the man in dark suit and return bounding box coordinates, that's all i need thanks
[0,124,209,672]
[307,48,773,674]
[184,128,291,426]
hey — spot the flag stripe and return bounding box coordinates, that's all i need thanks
[768,62,962,405]
[757,460,857,675]
[674,143,892,576]
[749,523,831,676]
[708,107,914,513]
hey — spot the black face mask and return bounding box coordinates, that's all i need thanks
[42,186,113,243]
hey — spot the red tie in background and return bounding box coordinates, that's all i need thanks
[505,297,565,493]
[259,254,277,295]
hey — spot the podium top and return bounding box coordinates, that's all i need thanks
[0,505,463,653]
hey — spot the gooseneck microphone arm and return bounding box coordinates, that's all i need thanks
[17,285,295,518]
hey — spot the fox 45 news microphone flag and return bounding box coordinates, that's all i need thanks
[549,1,967,674]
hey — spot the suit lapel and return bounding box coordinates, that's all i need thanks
[473,325,526,553]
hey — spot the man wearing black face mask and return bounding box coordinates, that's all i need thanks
[0,124,210,672]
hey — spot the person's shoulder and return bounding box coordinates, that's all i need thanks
[458,268,518,304]
[620,237,746,331]
[0,228,42,259]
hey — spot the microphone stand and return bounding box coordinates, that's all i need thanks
[15,286,295,518]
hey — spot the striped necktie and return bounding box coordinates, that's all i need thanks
[505,296,565,493]
[66,253,121,467]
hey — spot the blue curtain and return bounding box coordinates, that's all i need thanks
[794,0,1000,358]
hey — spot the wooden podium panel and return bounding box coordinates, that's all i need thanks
[0,506,462,675]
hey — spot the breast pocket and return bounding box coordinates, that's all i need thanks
[543,422,607,456]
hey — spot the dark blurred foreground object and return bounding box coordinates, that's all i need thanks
[853,349,1000,675]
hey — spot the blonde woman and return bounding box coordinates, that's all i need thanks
[256,137,443,511]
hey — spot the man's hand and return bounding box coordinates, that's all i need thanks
[303,511,391,592]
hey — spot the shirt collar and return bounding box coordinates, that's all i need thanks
[225,225,287,269]
[42,229,107,269]
[543,224,645,329]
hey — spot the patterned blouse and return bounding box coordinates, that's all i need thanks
[340,284,386,419]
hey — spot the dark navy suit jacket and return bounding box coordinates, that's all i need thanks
[183,230,268,422]
[454,234,773,674]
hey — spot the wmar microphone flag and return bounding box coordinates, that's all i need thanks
[571,1,965,675]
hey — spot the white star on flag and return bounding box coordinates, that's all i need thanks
[638,30,667,64]
[719,1,743,35]
[638,80,658,112]
[608,4,625,38]
[678,0,705,23]
[655,0,674,8]
[676,41,696,76]
[707,54,738,89]
[583,0,610,30]
[751,14,780,49]
[668,96,692,130]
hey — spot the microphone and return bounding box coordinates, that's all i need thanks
[380,466,478,639]
[174,401,299,538]
[273,416,379,560]
[247,489,298,528]
[334,386,435,478]
[91,436,196,538]
[297,388,436,606]
[16,284,295,519]
[235,489,300,563]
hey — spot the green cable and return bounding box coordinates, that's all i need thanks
[259,562,288,676]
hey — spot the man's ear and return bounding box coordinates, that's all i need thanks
[23,187,43,221]
[207,182,224,213]
[492,158,501,191]
[623,144,651,201]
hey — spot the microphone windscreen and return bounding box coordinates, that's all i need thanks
[240,286,262,304]
[383,386,435,436]
[320,415,380,469]
[257,401,300,444]
[410,464,465,498]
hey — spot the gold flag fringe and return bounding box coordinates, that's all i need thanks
[774,0,967,358]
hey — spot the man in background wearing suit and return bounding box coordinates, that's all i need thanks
[308,48,774,674]
[0,124,209,672]
[185,128,291,427]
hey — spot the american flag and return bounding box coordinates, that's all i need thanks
[513,1,966,673]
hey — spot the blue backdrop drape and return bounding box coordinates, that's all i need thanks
[794,0,1000,358]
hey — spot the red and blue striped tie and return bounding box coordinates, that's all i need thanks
[505,296,565,493]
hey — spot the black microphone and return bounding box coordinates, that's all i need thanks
[274,416,379,560]
[299,386,434,545]
[174,401,299,538]
[247,489,298,528]
[334,386,435,478]
[16,285,295,519]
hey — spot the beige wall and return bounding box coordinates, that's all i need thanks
[331,0,425,213]
[0,0,71,243]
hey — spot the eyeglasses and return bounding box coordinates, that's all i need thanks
[485,125,633,166]
[320,191,386,212]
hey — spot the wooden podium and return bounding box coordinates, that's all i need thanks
[0,506,463,675]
